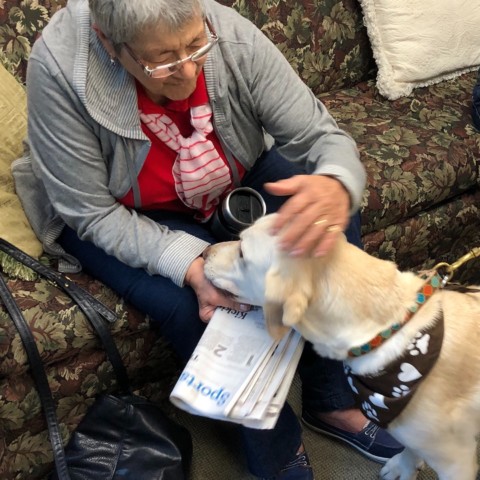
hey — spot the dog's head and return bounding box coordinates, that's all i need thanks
[203,214,280,305]
[203,213,320,340]
[204,213,405,359]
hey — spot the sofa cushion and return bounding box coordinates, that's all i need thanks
[0,259,167,378]
[363,189,480,282]
[359,0,480,100]
[0,1,65,83]
[321,71,479,235]
[0,64,43,278]
[220,0,376,95]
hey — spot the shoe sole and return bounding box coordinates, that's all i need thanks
[301,416,388,464]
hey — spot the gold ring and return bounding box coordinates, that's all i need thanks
[313,218,327,226]
[326,225,341,233]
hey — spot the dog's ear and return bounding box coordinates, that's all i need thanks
[264,302,291,340]
[263,263,312,340]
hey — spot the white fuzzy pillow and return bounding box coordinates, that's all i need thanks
[359,0,480,100]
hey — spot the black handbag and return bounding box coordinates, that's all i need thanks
[0,238,192,480]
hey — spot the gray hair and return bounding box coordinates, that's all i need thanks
[89,0,205,47]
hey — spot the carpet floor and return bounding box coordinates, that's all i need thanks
[175,374,480,480]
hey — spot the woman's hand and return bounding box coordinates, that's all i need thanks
[264,175,350,257]
[185,257,249,322]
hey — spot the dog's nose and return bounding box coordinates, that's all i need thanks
[202,246,212,260]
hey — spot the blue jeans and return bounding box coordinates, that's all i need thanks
[472,67,480,130]
[58,147,362,478]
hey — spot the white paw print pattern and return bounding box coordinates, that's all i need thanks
[362,401,379,423]
[347,376,358,394]
[392,385,410,397]
[344,365,359,394]
[407,332,430,356]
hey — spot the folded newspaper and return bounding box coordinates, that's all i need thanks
[170,306,304,429]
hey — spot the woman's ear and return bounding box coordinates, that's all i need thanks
[92,24,116,59]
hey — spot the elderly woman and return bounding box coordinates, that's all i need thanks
[15,0,403,478]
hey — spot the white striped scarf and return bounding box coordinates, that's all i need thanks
[139,103,232,221]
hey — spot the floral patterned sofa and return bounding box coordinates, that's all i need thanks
[0,0,479,479]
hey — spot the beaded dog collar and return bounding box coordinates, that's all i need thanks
[348,272,443,358]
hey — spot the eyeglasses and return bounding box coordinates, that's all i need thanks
[123,18,219,79]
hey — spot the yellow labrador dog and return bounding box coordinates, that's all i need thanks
[203,213,480,480]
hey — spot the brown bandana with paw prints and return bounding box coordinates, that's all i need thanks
[345,312,444,428]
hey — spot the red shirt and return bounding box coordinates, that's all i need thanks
[119,72,245,212]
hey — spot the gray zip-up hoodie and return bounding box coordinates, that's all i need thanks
[13,0,365,286]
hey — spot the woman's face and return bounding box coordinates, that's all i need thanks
[116,16,208,104]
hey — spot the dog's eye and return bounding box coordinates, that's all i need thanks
[238,243,244,259]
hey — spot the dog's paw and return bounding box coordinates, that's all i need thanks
[380,452,422,480]
[407,332,430,356]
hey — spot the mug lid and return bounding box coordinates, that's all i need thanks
[223,187,266,227]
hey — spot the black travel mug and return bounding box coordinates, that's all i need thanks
[210,187,266,241]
